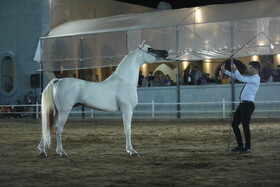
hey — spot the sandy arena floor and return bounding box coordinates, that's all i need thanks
[0,119,279,186]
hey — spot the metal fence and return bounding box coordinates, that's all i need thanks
[1,100,279,119]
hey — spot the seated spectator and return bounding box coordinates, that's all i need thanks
[199,76,207,85]
[213,75,221,84]
[205,73,211,83]
[0,102,13,118]
[1,102,7,112]
[163,74,173,86]
[1,102,7,118]
[221,75,228,84]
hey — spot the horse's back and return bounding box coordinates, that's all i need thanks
[54,78,86,94]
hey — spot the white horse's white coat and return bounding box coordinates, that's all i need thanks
[38,43,167,157]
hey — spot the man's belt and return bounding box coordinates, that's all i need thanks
[240,100,254,103]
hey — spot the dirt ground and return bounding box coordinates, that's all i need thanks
[0,119,279,187]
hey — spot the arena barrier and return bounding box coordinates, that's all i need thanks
[1,100,279,119]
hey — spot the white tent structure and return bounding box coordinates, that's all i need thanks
[37,0,280,72]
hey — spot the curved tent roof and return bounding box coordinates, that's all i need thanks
[39,0,280,71]
[48,0,280,37]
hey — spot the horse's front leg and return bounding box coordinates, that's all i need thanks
[121,109,140,157]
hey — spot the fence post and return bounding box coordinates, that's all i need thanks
[91,109,94,118]
[223,98,225,119]
[152,100,155,118]
[36,102,39,119]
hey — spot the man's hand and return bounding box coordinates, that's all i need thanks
[221,63,226,73]
[231,62,237,71]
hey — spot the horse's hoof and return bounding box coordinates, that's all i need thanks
[131,152,140,157]
[39,152,47,157]
[60,152,68,158]
[128,150,140,157]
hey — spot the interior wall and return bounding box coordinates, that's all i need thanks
[0,0,50,104]
[273,54,280,67]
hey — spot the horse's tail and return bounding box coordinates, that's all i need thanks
[41,79,58,148]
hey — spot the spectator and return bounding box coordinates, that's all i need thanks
[0,102,13,119]
[213,75,221,84]
[183,64,196,85]
[274,65,280,82]
[205,73,211,83]
[163,74,173,86]
[1,102,8,118]
[1,102,7,112]
[221,75,228,84]
[14,99,24,118]
[263,62,274,82]
[26,92,36,118]
[138,71,144,87]
[147,71,154,87]
[94,75,100,82]
[178,73,184,85]
[153,72,163,87]
[200,76,207,85]
[142,77,147,87]
[194,66,202,85]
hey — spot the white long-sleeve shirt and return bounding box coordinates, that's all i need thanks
[225,70,260,102]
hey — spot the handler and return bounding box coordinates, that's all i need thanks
[221,61,260,153]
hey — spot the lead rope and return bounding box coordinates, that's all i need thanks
[226,65,234,152]
[225,71,232,152]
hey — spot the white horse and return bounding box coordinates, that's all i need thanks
[38,42,168,157]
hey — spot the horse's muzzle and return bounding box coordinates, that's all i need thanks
[148,48,169,59]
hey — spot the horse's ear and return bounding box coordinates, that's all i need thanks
[140,40,145,47]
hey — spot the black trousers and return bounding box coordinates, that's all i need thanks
[232,102,255,149]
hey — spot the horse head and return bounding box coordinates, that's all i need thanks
[138,42,169,63]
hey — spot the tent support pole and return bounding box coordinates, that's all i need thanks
[40,39,44,95]
[230,21,235,117]
[80,35,85,118]
[176,26,181,119]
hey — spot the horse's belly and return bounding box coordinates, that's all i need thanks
[83,98,119,112]
[79,84,119,112]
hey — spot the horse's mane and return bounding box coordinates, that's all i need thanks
[114,49,141,74]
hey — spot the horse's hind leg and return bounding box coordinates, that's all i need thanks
[55,112,70,157]
[38,138,47,157]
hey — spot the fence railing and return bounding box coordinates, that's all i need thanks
[1,100,280,119]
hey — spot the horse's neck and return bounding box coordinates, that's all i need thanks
[114,51,143,85]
